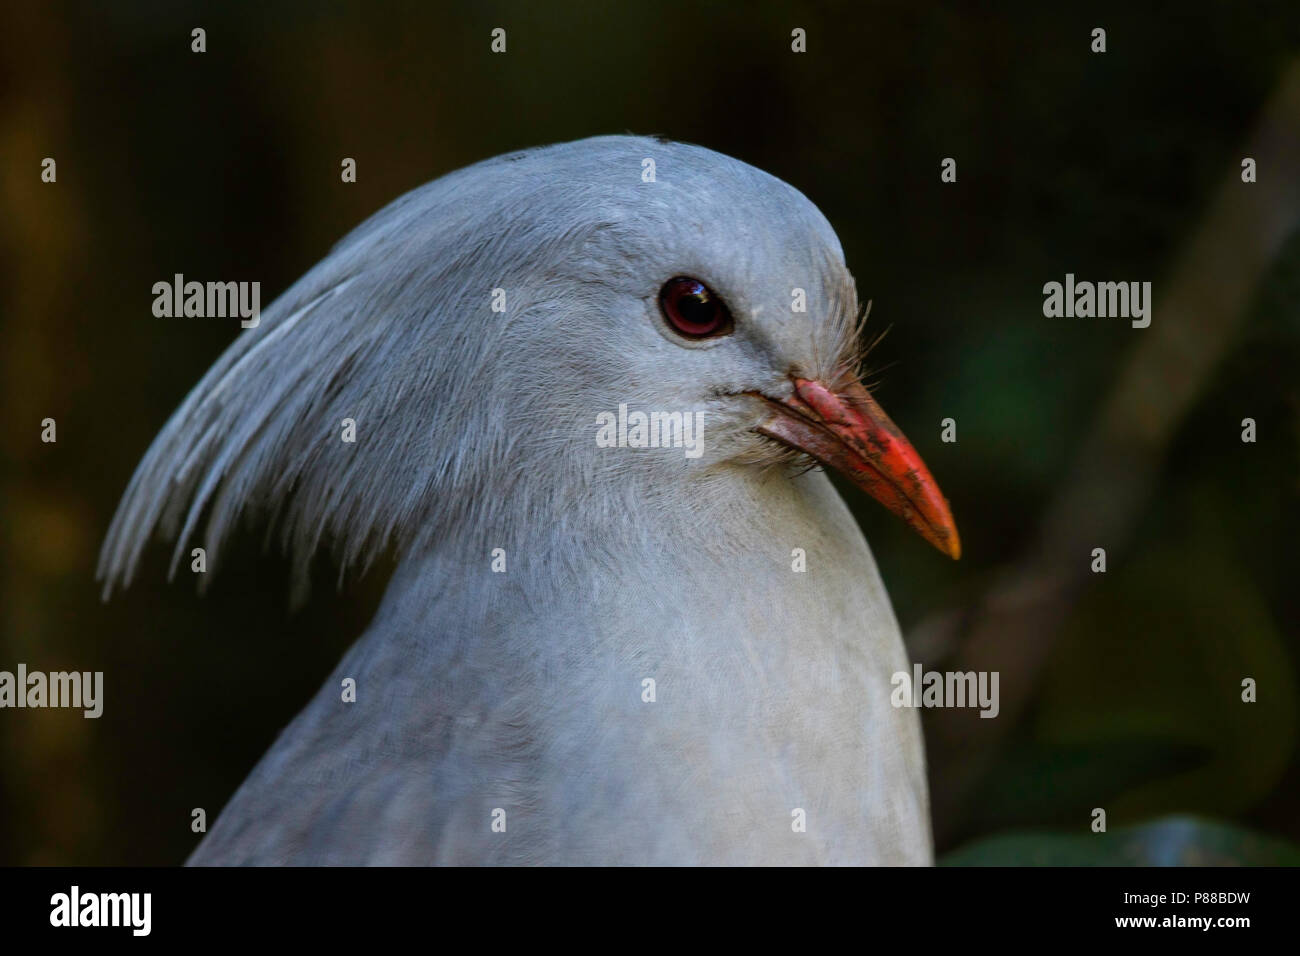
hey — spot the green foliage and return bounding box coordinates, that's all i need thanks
[942,816,1300,866]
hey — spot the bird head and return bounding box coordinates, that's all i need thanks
[489,137,960,560]
[98,135,957,600]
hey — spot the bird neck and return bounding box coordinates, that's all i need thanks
[295,464,931,863]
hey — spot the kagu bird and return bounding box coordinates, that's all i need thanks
[100,136,959,865]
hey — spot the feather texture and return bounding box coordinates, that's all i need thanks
[100,136,930,865]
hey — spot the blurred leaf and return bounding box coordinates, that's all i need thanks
[964,738,1207,832]
[942,815,1300,866]
[1032,508,1297,818]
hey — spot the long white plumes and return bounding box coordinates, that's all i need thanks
[98,136,861,600]
[100,154,557,596]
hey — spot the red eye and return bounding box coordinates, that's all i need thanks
[659,276,734,339]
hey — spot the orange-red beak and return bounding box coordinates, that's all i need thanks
[754,376,961,559]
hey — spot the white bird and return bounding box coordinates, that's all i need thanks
[100,135,959,865]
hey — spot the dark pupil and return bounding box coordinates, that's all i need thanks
[677,285,715,324]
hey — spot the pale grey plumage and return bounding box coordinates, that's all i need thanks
[100,135,932,865]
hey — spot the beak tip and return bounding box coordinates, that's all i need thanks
[943,515,961,560]
[929,521,961,561]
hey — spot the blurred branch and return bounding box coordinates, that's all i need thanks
[920,58,1300,844]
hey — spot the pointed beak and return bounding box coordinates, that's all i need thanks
[754,376,961,559]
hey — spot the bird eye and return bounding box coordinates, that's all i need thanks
[658,276,734,339]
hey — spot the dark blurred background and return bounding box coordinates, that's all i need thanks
[2,1,1298,864]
